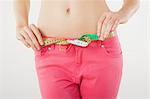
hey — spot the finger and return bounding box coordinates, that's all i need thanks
[16,33,22,41]
[111,19,120,32]
[104,18,115,39]
[97,14,106,38]
[22,39,30,48]
[99,33,104,41]
[20,30,34,48]
[24,26,40,50]
[103,17,113,37]
[100,16,112,40]
[23,27,37,51]
[18,35,30,48]
[30,24,44,45]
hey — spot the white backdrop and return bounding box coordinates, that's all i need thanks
[0,0,149,99]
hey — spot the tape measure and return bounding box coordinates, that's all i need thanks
[43,33,110,47]
[67,34,99,47]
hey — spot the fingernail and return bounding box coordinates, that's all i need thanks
[110,29,113,32]
[104,34,108,38]
[37,47,41,50]
[34,48,36,51]
[99,37,104,41]
[40,42,44,45]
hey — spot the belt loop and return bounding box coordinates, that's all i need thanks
[99,40,103,47]
[58,44,67,52]
[58,44,62,52]
[66,44,73,53]
[75,47,82,64]
[75,48,79,64]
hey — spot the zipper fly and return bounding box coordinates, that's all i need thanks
[75,47,82,64]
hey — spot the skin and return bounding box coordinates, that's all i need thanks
[13,0,140,51]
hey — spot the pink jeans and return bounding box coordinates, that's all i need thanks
[34,34,123,99]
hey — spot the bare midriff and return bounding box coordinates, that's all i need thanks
[37,0,110,38]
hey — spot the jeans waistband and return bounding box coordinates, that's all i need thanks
[41,34,118,47]
[35,34,119,56]
[41,34,101,47]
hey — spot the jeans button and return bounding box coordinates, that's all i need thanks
[48,47,51,50]
[101,45,105,48]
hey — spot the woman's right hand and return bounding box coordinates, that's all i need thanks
[16,24,44,51]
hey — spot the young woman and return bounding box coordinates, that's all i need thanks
[13,0,140,99]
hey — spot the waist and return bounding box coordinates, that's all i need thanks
[41,32,115,48]
[41,33,99,47]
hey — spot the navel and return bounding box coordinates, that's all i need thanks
[66,7,71,15]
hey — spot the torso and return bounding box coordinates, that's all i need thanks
[37,0,110,38]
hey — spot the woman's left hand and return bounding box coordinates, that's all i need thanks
[97,11,128,40]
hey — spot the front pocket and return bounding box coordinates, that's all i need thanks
[101,34,123,58]
[34,44,55,57]
[102,46,122,58]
